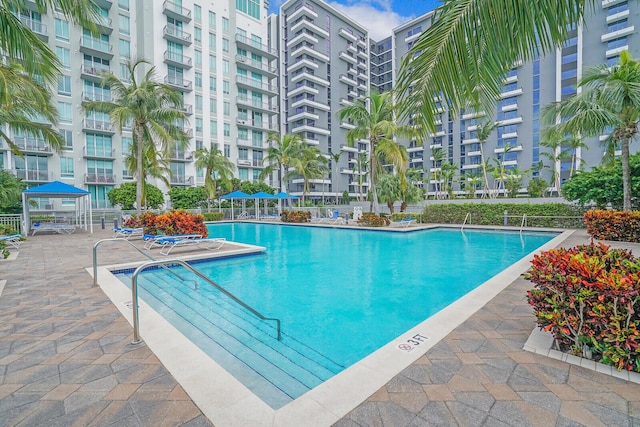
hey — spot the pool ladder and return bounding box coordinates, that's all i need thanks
[461,213,471,231]
[92,239,282,344]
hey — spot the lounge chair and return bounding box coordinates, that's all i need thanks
[259,213,280,221]
[237,211,249,220]
[113,227,144,239]
[157,236,226,255]
[32,222,76,235]
[392,215,416,228]
[320,209,345,224]
[0,234,22,249]
[144,233,202,250]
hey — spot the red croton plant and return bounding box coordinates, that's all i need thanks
[124,211,208,237]
[526,242,640,372]
[584,210,640,243]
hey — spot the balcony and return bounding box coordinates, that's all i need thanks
[81,65,111,82]
[291,97,330,111]
[18,16,47,40]
[339,97,355,106]
[356,47,368,59]
[163,24,192,45]
[13,136,53,154]
[237,159,252,167]
[82,91,112,102]
[290,45,329,62]
[85,173,116,184]
[235,34,277,59]
[338,28,358,42]
[83,146,116,158]
[286,4,318,23]
[290,19,329,39]
[163,0,192,22]
[236,96,278,114]
[236,117,275,131]
[291,124,330,136]
[288,84,319,97]
[287,57,319,73]
[237,138,268,149]
[339,74,357,86]
[288,31,319,46]
[235,75,277,94]
[235,55,278,76]
[83,119,115,134]
[170,175,194,185]
[170,150,193,161]
[79,37,113,58]
[164,75,193,91]
[181,104,193,115]
[95,16,113,34]
[340,145,358,152]
[164,51,193,68]
[13,169,53,182]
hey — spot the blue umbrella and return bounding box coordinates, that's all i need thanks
[250,192,277,218]
[273,192,299,199]
[220,190,251,220]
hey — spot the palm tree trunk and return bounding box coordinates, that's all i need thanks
[135,125,144,216]
[480,150,490,199]
[622,138,632,211]
[370,144,379,214]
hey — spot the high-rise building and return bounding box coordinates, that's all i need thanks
[370,36,392,93]
[2,0,278,209]
[275,0,370,200]
[389,3,640,196]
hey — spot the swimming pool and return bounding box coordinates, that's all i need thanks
[114,224,555,409]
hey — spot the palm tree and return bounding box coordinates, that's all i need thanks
[124,143,171,207]
[376,173,401,214]
[462,171,482,198]
[329,151,343,204]
[430,148,447,199]
[0,170,25,212]
[286,146,328,204]
[83,59,188,215]
[353,153,369,202]
[195,146,235,211]
[259,132,305,207]
[440,161,458,198]
[395,0,592,135]
[0,0,98,83]
[494,143,516,197]
[539,128,568,196]
[337,91,411,214]
[545,52,640,210]
[0,63,64,155]
[564,132,588,178]
[398,171,424,211]
[476,120,497,198]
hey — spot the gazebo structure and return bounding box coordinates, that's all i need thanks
[22,181,93,234]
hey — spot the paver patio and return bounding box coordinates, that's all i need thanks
[0,227,639,426]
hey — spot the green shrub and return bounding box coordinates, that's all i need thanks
[202,212,225,221]
[421,203,586,228]
[0,224,17,235]
[584,210,640,242]
[0,241,8,259]
[526,243,640,372]
[357,213,391,227]
[280,210,309,223]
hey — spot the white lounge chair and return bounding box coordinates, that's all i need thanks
[320,209,345,224]
[113,227,144,239]
[391,216,416,228]
[32,222,76,235]
[158,236,226,255]
[259,213,280,221]
[144,233,202,250]
[237,211,249,220]
[0,234,22,249]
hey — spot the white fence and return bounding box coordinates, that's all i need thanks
[0,214,23,234]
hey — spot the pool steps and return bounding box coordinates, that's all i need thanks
[116,269,343,407]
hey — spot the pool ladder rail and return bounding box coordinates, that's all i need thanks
[92,238,282,345]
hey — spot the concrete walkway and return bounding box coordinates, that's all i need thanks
[0,228,638,426]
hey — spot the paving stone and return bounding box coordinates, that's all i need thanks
[414,401,458,426]
[517,391,561,414]
[446,401,489,427]
[452,391,495,412]
[340,401,383,427]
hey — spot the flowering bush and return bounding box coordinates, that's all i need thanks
[280,210,309,223]
[526,242,640,372]
[584,209,640,242]
[357,213,391,227]
[124,210,208,237]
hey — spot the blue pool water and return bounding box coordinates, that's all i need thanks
[115,223,555,408]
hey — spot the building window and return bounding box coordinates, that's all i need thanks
[195,117,203,133]
[119,14,130,35]
[224,144,230,157]
[224,123,230,137]
[195,72,202,88]
[223,80,230,94]
[118,0,129,10]
[55,18,69,41]
[209,54,216,70]
[58,102,72,124]
[223,101,230,115]
[222,17,229,34]
[209,32,216,50]
[195,95,203,111]
[56,47,70,69]
[194,4,202,21]
[210,98,217,113]
[210,76,217,91]
[60,129,73,150]
[58,75,71,96]
[209,11,216,27]
[194,27,202,43]
[195,49,202,66]
[119,39,131,59]
[210,120,217,136]
[60,157,74,178]
[222,38,229,52]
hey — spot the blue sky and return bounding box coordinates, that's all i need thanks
[269,0,442,41]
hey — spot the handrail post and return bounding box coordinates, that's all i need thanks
[131,274,142,344]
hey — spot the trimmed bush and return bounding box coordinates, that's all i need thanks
[526,243,640,372]
[202,212,225,221]
[280,210,309,223]
[124,210,208,237]
[584,209,640,242]
[421,203,586,228]
[357,213,391,227]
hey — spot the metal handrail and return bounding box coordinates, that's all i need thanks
[520,214,527,233]
[130,259,282,344]
[461,212,471,230]
[92,238,186,287]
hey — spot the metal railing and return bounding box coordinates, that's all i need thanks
[461,212,471,230]
[130,259,282,343]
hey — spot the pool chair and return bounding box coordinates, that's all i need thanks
[32,222,76,235]
[158,236,226,255]
[320,209,345,224]
[0,234,22,249]
[391,216,416,228]
[113,227,144,239]
[144,233,202,250]
[259,213,280,221]
[237,211,249,220]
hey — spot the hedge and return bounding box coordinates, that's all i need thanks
[202,212,225,221]
[421,203,586,228]
[124,210,208,237]
[584,210,640,242]
[357,213,390,227]
[280,210,309,223]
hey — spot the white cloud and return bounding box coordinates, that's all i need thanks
[327,1,414,41]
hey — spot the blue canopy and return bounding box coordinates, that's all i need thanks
[251,191,277,199]
[274,192,299,199]
[23,181,90,198]
[220,190,251,199]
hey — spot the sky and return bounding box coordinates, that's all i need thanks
[268,0,442,41]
